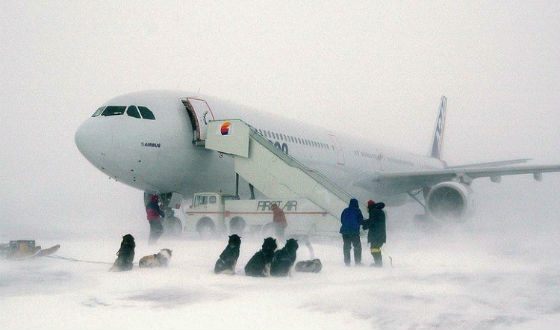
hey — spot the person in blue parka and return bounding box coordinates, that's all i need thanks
[340,198,364,266]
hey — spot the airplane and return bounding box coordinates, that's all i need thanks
[74,90,560,230]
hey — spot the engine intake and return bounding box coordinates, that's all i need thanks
[426,182,473,219]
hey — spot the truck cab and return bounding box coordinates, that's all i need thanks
[185,192,227,236]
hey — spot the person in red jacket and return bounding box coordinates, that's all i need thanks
[271,203,287,241]
[146,194,165,244]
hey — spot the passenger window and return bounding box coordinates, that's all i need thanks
[138,106,155,120]
[102,106,126,116]
[126,105,141,119]
[91,107,105,117]
[209,196,217,204]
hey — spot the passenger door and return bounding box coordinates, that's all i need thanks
[182,97,215,142]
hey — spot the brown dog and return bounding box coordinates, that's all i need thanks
[139,248,172,268]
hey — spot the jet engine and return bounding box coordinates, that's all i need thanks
[425,182,473,219]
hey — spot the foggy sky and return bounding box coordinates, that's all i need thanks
[1,1,559,238]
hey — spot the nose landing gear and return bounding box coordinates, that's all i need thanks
[144,192,184,238]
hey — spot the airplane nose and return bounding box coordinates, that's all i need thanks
[74,122,88,156]
[75,118,111,169]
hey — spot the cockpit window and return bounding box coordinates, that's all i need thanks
[102,106,126,116]
[126,105,141,119]
[138,106,155,120]
[91,107,105,117]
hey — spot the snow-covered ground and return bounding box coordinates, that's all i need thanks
[2,205,560,330]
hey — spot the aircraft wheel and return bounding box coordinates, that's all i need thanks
[197,218,216,239]
[261,223,275,237]
[229,217,246,235]
[164,217,183,237]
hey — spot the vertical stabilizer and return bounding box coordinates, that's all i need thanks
[429,96,447,159]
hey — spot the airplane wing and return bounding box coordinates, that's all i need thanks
[446,158,530,169]
[355,164,560,196]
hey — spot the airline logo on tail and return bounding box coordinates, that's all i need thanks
[430,96,447,160]
[220,121,231,135]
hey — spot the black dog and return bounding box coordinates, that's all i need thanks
[295,259,322,273]
[244,237,277,277]
[271,238,299,277]
[110,234,135,272]
[214,234,241,274]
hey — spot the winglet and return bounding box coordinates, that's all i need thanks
[429,96,447,160]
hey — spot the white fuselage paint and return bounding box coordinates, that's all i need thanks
[75,90,444,205]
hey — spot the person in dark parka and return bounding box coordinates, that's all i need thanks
[340,198,364,266]
[362,200,386,267]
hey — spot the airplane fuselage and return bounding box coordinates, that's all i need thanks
[75,90,444,205]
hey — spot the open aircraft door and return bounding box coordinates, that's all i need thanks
[181,97,215,143]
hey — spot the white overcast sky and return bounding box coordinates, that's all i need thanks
[1,1,559,237]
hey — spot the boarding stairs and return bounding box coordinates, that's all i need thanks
[204,119,352,219]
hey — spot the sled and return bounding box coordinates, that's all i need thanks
[1,240,60,260]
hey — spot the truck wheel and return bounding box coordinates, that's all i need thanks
[197,218,215,239]
[229,217,246,235]
[164,217,182,237]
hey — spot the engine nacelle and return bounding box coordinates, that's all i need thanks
[426,182,473,219]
